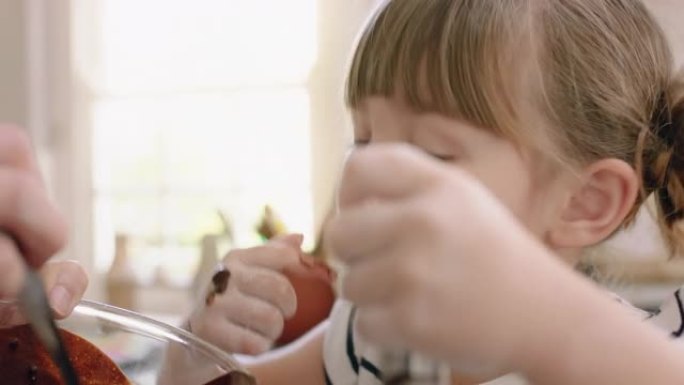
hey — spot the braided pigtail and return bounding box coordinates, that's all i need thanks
[639,76,684,255]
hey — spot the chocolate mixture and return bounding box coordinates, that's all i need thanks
[0,325,130,385]
[0,325,238,385]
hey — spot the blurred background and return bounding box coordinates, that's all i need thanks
[0,0,683,321]
[0,0,383,317]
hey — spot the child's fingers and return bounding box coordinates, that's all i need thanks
[271,233,303,249]
[232,264,297,318]
[284,260,336,285]
[339,144,442,209]
[193,313,273,356]
[325,200,403,264]
[341,253,399,306]
[231,242,301,272]
[212,291,285,341]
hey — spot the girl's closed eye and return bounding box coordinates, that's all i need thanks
[427,152,456,162]
[350,139,372,153]
[353,139,370,148]
[352,140,457,162]
[419,144,460,162]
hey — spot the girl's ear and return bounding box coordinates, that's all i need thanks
[547,159,639,249]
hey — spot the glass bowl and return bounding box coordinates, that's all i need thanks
[57,300,255,385]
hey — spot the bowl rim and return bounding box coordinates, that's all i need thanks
[67,299,247,375]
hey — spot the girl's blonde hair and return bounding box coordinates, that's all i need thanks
[346,0,684,254]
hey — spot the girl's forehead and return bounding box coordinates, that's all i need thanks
[351,97,428,136]
[351,95,483,133]
[352,93,434,118]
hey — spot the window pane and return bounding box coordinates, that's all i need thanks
[92,99,163,192]
[92,87,314,274]
[159,195,226,245]
[97,0,317,93]
[86,1,319,282]
[93,88,311,190]
[94,194,163,271]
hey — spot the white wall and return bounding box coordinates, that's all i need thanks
[649,0,684,65]
[0,1,28,126]
[309,0,382,231]
[0,0,97,298]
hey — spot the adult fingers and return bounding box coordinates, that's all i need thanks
[40,260,88,318]
[0,169,67,266]
[0,259,88,326]
[0,124,42,178]
[0,234,24,302]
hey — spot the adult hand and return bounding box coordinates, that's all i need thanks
[0,260,88,326]
[0,124,88,326]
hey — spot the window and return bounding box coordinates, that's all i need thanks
[78,0,318,284]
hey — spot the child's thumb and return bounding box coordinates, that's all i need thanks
[272,233,304,249]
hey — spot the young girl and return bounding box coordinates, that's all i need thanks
[175,0,684,384]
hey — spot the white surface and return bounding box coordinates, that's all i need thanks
[609,283,682,310]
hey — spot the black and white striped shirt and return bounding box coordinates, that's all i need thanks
[323,287,684,385]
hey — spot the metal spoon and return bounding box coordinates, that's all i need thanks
[18,267,79,385]
[1,233,79,385]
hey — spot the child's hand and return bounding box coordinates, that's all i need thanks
[326,144,566,376]
[187,234,301,355]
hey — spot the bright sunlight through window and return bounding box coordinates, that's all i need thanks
[84,0,317,284]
